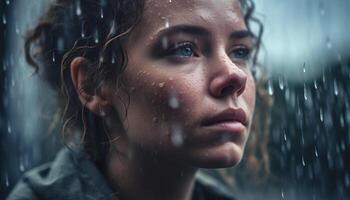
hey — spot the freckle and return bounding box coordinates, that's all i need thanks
[159,82,165,88]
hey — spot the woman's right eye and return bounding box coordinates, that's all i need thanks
[166,42,196,58]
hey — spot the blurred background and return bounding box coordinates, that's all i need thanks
[1,0,349,199]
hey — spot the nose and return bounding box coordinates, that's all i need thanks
[209,55,247,98]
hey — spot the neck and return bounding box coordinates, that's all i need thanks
[105,137,197,200]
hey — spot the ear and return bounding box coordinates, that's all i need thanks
[70,57,111,117]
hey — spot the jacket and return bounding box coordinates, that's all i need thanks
[7,148,236,200]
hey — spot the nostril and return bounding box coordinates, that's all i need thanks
[221,85,236,96]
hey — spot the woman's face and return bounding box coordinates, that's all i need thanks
[108,0,256,168]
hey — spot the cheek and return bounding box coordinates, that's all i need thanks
[116,70,201,146]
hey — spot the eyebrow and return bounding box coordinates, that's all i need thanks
[154,24,253,40]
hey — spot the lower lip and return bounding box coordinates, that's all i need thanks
[204,121,245,133]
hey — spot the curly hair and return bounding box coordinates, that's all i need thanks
[24,0,271,180]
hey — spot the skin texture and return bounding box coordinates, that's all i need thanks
[71,0,256,199]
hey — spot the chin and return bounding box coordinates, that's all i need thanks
[189,142,244,169]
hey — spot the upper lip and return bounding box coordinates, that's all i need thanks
[201,108,248,127]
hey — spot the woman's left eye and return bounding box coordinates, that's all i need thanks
[229,46,251,60]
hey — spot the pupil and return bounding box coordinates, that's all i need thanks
[179,47,192,56]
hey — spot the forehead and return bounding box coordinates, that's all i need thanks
[129,0,245,42]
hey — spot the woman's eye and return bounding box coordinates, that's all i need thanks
[167,43,195,58]
[230,46,251,60]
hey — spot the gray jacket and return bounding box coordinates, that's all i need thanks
[7,148,236,200]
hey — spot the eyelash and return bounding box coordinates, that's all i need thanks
[165,42,197,58]
[229,46,252,61]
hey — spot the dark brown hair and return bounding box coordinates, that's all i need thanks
[25,0,270,180]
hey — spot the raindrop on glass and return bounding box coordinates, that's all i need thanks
[278,76,284,90]
[302,156,306,167]
[320,7,325,16]
[315,146,318,157]
[303,83,308,101]
[20,161,25,172]
[169,94,180,109]
[281,188,284,199]
[5,173,9,187]
[15,26,20,35]
[319,108,324,122]
[76,1,82,16]
[7,123,12,134]
[100,8,104,19]
[52,52,56,63]
[2,14,6,25]
[165,19,170,28]
[5,0,10,5]
[267,79,274,95]
[171,124,184,147]
[340,115,345,128]
[94,30,99,44]
[111,54,116,64]
[333,80,338,96]
[345,173,350,188]
[313,80,318,90]
[326,37,332,49]
[57,37,65,52]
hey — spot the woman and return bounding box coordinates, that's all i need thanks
[8,0,269,199]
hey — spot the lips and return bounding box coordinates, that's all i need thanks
[201,108,248,128]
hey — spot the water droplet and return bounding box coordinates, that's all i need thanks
[94,30,99,43]
[2,14,6,25]
[283,130,287,141]
[7,123,11,134]
[313,80,318,90]
[319,108,324,122]
[111,54,116,64]
[281,188,284,199]
[165,19,170,28]
[171,124,184,147]
[15,26,20,34]
[326,37,332,49]
[333,80,338,96]
[169,93,180,109]
[340,115,345,128]
[345,173,350,187]
[5,173,9,187]
[5,0,10,5]
[304,83,308,101]
[278,76,284,90]
[76,1,82,16]
[100,8,104,19]
[20,162,25,172]
[302,62,306,74]
[52,52,56,63]
[267,80,274,95]
[320,8,325,16]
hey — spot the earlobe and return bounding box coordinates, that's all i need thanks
[70,57,111,117]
